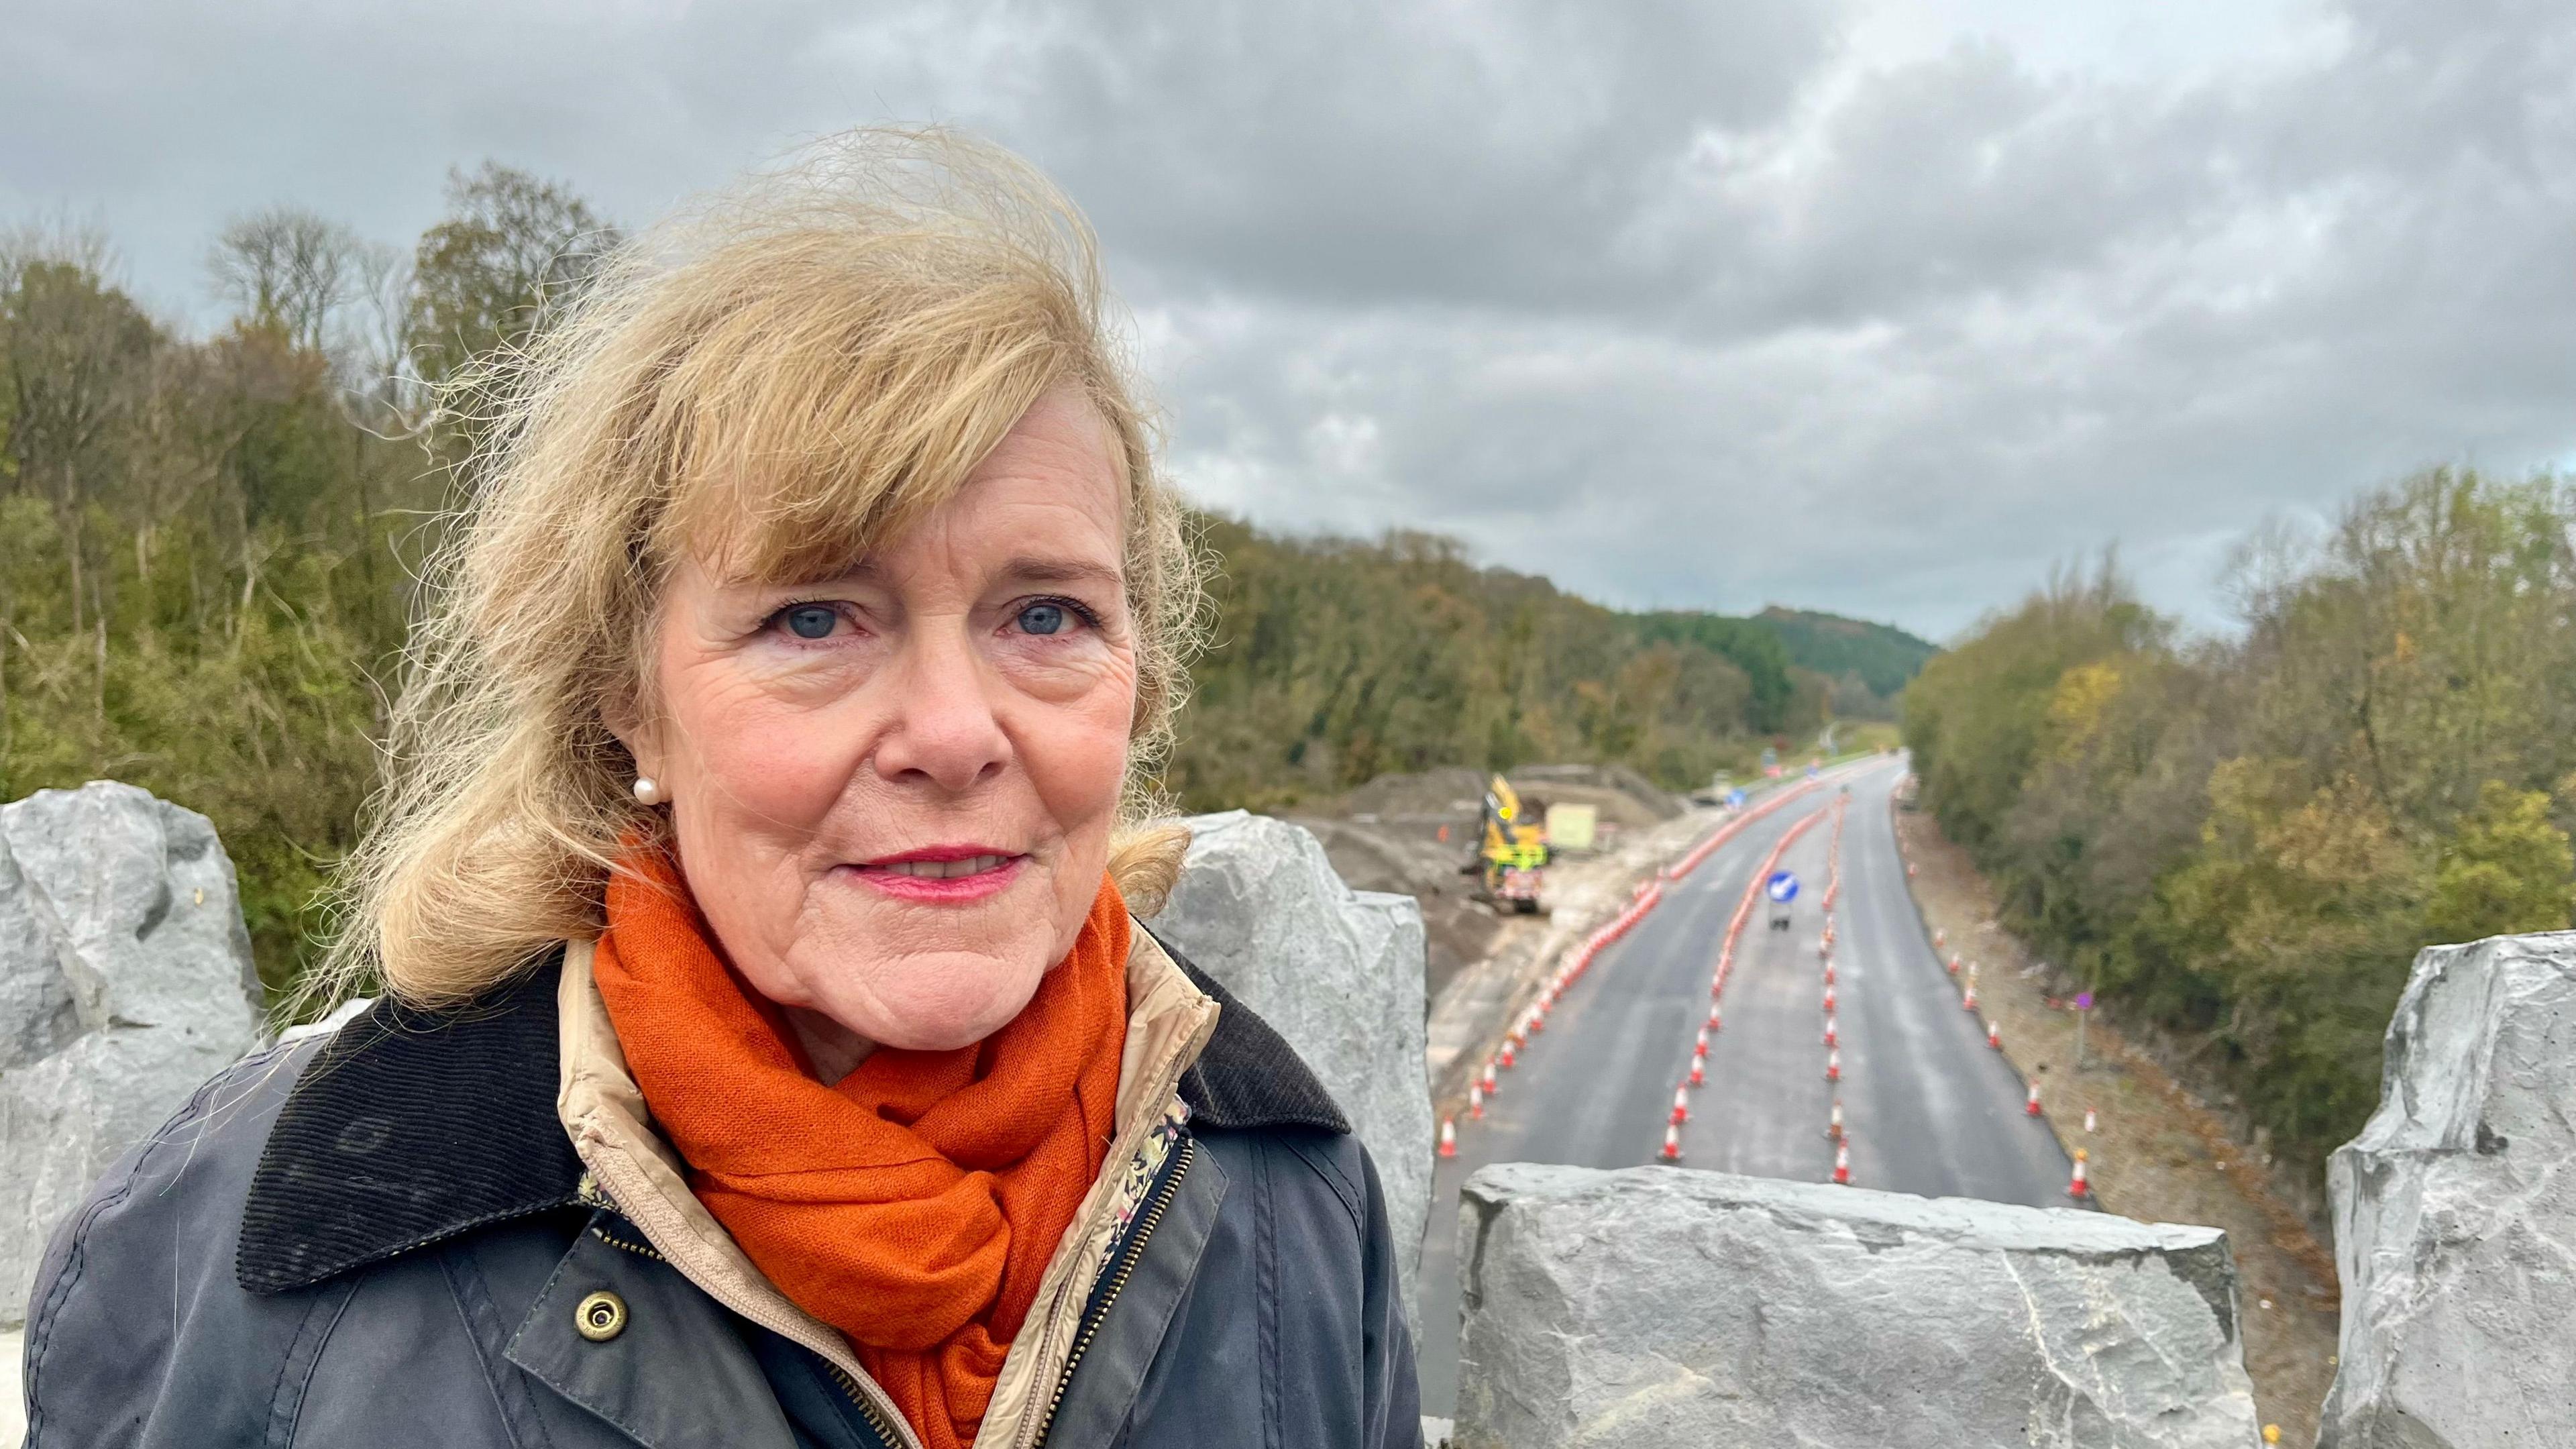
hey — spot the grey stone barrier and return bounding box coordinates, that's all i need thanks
[1,782,264,1328]
[1152,810,1433,1328]
[1456,1163,2261,1448]
[2321,930,2576,1446]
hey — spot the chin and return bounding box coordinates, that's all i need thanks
[841,954,1049,1052]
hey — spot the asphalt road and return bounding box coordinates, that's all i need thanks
[1415,760,2073,1417]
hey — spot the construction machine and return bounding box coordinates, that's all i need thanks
[1477,773,1551,913]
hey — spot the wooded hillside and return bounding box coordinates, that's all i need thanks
[0,174,1865,1000]
[1903,470,2576,1175]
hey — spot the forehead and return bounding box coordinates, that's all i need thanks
[684,385,1128,589]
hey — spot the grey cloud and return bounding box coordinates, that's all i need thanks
[4,0,2571,638]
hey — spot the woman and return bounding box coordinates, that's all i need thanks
[23,132,1417,1449]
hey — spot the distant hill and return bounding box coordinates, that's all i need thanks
[1752,606,1940,699]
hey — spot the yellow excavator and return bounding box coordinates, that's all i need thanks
[1477,774,1551,914]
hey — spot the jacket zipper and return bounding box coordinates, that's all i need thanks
[1025,1136,1197,1448]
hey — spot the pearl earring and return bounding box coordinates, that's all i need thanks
[632,776,666,806]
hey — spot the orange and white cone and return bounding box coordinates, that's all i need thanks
[1658,1124,1683,1163]
[1827,1099,1845,1141]
[1823,1014,1838,1048]
[1823,987,1837,1015]
[1986,1020,2002,1051]
[1832,1141,1852,1184]
[1823,963,1836,987]
[1481,1061,1499,1097]
[1469,1083,1486,1120]
[1947,953,1962,975]
[2068,1148,2092,1199]
[1439,1118,1458,1159]
[1825,1047,1842,1082]
[1688,1059,1705,1087]
[2025,1079,2043,1116]
[1707,1007,1723,1032]
[2084,1107,2098,1134]
[1962,984,1978,1011]
[1500,1041,1517,1069]
[1694,1028,1709,1059]
[1670,1085,1690,1126]
[1934,928,1947,948]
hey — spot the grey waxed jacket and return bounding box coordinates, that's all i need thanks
[19,938,1417,1448]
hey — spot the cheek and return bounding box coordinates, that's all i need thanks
[668,669,861,828]
[1018,654,1138,832]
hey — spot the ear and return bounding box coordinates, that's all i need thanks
[601,692,661,784]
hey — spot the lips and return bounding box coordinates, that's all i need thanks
[876,853,1013,880]
[843,845,1028,905]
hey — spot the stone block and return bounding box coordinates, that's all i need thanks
[1152,810,1432,1325]
[1456,1163,2261,1448]
[2321,930,2576,1447]
[1,783,264,1328]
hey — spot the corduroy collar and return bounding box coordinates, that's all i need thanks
[236,934,1347,1295]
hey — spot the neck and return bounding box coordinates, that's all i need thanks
[785,1006,877,1085]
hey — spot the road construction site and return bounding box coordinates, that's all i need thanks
[1411,758,2075,1419]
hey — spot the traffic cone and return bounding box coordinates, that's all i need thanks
[2068,1149,2091,1199]
[1823,963,1836,987]
[2084,1107,2098,1134]
[1688,1059,1705,1087]
[1986,1020,2002,1051]
[1823,1014,1838,1047]
[1827,1099,1845,1141]
[1934,927,1947,948]
[1962,984,1978,1011]
[1469,1083,1485,1120]
[2025,1079,2043,1116]
[1500,1042,1516,1069]
[1707,1008,1723,1032]
[1658,1124,1682,1163]
[1947,953,1962,975]
[1439,1118,1457,1159]
[1832,1141,1852,1184]
[1693,1028,1709,1059]
[1669,1085,1690,1126]
[1481,1061,1498,1097]
[1823,987,1837,1014]
[1907,863,1917,877]
[1825,1047,1842,1081]
[1711,977,1724,1000]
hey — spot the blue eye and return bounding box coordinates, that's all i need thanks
[783,604,838,639]
[1017,602,1068,636]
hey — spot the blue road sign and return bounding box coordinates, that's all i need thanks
[1727,788,1748,810]
[1806,763,1820,780]
[1766,870,1800,903]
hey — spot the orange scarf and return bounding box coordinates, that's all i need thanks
[592,847,1129,1449]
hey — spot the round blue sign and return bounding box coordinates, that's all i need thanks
[1766,871,1800,903]
[1727,788,1748,810]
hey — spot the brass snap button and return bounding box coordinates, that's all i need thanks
[575,1289,628,1342]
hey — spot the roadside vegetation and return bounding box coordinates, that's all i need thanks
[0,169,1932,1003]
[1903,471,2576,1175]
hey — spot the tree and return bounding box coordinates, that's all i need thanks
[209,207,366,352]
[2426,781,2575,943]
[405,162,617,390]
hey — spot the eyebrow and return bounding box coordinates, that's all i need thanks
[999,557,1124,588]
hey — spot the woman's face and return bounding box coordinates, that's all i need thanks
[626,386,1137,1053]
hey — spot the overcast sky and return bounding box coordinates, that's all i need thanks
[9,0,2571,641]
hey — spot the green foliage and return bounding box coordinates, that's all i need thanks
[1166,516,1815,811]
[1902,471,2576,1173]
[2427,781,2575,943]
[407,162,617,391]
[1754,604,1938,700]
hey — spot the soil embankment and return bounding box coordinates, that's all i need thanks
[1891,787,2338,1448]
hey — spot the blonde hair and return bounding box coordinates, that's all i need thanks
[317,130,1205,1010]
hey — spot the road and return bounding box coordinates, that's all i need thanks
[1415,759,2074,1417]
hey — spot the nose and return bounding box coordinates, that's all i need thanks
[870,619,1011,793]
